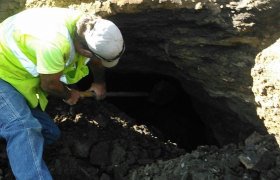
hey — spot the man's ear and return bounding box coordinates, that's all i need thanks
[80,49,93,58]
[73,37,93,58]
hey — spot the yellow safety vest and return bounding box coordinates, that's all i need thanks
[0,8,89,110]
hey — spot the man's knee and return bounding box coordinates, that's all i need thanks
[43,125,61,145]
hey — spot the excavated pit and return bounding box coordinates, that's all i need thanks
[1,1,280,179]
[106,72,220,152]
[77,71,223,152]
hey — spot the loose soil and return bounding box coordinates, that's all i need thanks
[1,97,280,180]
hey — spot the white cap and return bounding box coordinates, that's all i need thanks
[84,19,124,68]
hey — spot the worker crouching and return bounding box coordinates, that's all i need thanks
[0,7,124,179]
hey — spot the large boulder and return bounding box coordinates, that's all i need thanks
[252,39,280,145]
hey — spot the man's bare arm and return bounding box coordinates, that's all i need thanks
[87,60,106,100]
[40,73,70,99]
[40,72,80,105]
[89,60,105,83]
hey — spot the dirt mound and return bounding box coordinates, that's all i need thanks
[128,132,280,180]
[0,98,185,179]
[1,98,280,180]
[45,98,185,180]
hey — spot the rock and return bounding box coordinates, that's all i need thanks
[111,141,127,165]
[70,139,93,158]
[112,164,129,180]
[239,132,277,171]
[100,173,111,180]
[90,141,111,166]
[252,39,280,144]
[244,132,264,146]
[238,154,255,169]
[126,152,136,165]
[239,146,275,171]
[265,168,280,180]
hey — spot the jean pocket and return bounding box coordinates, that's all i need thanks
[0,95,23,129]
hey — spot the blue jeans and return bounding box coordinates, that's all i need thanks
[0,79,60,180]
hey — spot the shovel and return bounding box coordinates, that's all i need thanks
[69,80,177,115]
[68,91,149,115]
[80,80,177,105]
[80,91,150,98]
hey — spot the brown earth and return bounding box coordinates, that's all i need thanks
[1,97,280,180]
[0,97,185,180]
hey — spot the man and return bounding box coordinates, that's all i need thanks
[0,7,125,179]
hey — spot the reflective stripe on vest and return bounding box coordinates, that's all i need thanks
[3,16,75,84]
[4,16,39,76]
[59,31,75,84]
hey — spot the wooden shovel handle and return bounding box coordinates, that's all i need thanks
[80,91,96,98]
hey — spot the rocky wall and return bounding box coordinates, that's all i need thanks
[0,0,26,22]
[252,40,280,146]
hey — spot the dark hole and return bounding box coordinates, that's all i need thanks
[76,71,219,152]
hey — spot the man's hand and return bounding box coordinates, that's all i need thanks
[40,72,81,105]
[87,82,106,100]
[63,88,81,105]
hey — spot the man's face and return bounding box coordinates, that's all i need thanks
[74,34,93,58]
